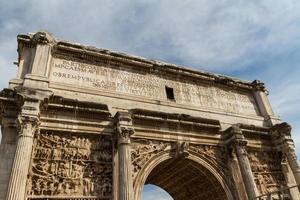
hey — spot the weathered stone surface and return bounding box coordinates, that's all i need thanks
[0,31,299,200]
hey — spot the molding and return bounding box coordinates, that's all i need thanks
[130,108,221,131]
[17,31,265,92]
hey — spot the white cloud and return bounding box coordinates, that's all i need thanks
[1,0,300,76]
[0,0,300,194]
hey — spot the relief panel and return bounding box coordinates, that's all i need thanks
[248,150,286,195]
[26,131,113,200]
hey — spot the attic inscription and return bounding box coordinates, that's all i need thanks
[50,58,259,116]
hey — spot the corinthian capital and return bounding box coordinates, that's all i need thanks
[16,99,41,138]
[115,111,134,144]
[117,126,134,144]
[271,122,291,139]
[225,124,248,149]
[16,115,40,138]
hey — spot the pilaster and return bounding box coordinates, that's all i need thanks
[115,111,134,200]
[10,31,55,90]
[251,80,279,126]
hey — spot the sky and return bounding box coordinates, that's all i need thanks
[1,0,300,199]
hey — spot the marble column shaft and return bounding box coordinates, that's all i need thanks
[116,112,134,200]
[283,143,300,185]
[281,157,300,200]
[118,141,134,200]
[234,141,259,199]
[228,151,248,200]
[6,117,38,200]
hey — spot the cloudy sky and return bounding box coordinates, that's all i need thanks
[1,0,300,199]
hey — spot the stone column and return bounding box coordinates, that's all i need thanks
[281,155,300,199]
[228,150,248,200]
[226,125,259,199]
[271,123,300,185]
[115,112,134,200]
[6,100,40,200]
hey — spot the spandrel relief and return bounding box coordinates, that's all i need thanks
[189,144,228,167]
[248,150,286,195]
[27,132,113,199]
[131,139,170,180]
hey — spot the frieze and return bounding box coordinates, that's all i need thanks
[27,132,113,199]
[248,150,286,195]
[49,57,259,116]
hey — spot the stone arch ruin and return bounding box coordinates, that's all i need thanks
[0,31,300,200]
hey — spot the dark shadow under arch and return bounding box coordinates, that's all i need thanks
[144,157,228,200]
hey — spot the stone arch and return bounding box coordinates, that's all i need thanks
[134,149,235,200]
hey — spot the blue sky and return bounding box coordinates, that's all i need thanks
[1,1,300,199]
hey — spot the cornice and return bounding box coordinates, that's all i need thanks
[223,123,271,143]
[17,31,267,92]
[130,108,221,131]
[43,95,111,118]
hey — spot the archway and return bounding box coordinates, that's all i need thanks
[134,151,234,200]
[142,184,173,200]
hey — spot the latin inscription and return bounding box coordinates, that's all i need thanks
[49,58,259,116]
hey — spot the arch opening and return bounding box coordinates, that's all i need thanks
[142,157,228,200]
[142,184,173,200]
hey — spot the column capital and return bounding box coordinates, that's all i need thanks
[225,124,248,148]
[115,111,134,144]
[271,122,291,139]
[16,99,41,138]
[270,122,294,152]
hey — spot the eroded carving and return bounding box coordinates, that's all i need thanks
[131,140,170,179]
[27,132,113,198]
[189,144,228,167]
[248,150,286,195]
[175,141,189,157]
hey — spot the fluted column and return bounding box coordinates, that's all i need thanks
[115,112,134,200]
[226,125,259,199]
[271,123,300,185]
[281,155,300,199]
[6,100,40,200]
[228,150,248,200]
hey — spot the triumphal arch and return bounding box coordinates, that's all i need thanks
[0,31,300,200]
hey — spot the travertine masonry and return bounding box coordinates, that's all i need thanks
[0,31,299,200]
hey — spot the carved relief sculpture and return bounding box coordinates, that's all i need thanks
[248,150,287,195]
[27,131,113,199]
[131,139,170,180]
